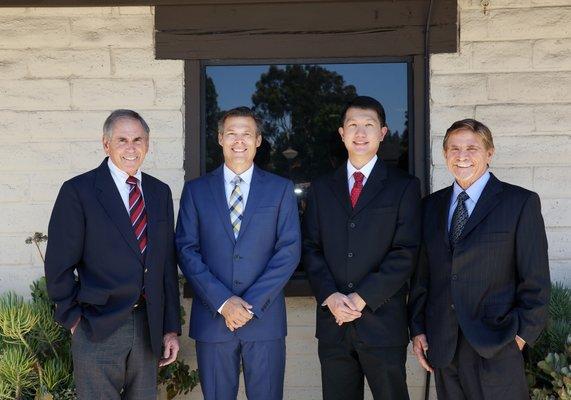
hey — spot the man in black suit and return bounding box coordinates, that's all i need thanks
[303,96,421,400]
[409,118,550,399]
[44,109,181,399]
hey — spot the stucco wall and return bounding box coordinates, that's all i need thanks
[0,6,185,294]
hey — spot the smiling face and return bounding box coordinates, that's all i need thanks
[218,116,262,174]
[444,129,494,190]
[339,107,388,168]
[102,118,149,176]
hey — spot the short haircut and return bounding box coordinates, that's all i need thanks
[217,106,263,136]
[103,109,150,139]
[443,119,495,151]
[341,96,387,127]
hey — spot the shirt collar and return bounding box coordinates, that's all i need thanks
[223,163,254,185]
[107,158,142,183]
[347,155,378,181]
[452,170,491,204]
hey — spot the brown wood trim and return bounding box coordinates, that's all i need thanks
[155,1,455,30]
[1,0,392,6]
[184,60,202,181]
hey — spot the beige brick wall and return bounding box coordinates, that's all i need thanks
[431,0,571,285]
[0,6,184,293]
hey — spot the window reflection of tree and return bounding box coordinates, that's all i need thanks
[205,64,409,216]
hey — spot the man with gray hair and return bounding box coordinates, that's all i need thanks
[45,109,181,399]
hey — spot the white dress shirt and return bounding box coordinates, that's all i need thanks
[107,158,143,213]
[347,155,378,193]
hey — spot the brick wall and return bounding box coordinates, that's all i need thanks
[0,7,184,294]
[431,0,571,284]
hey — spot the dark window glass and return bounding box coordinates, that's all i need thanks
[205,63,409,273]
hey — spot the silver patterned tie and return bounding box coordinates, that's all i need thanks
[450,191,470,249]
[229,176,244,239]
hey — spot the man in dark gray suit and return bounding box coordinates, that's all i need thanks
[408,118,550,399]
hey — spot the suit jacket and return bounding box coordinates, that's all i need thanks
[303,159,421,346]
[175,165,301,343]
[408,173,550,368]
[44,158,181,358]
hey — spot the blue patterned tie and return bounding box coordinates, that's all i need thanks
[229,176,244,239]
[450,191,470,249]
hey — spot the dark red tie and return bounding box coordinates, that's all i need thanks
[126,176,147,256]
[350,171,364,208]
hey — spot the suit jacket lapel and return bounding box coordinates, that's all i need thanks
[352,159,387,216]
[328,164,352,216]
[237,166,263,240]
[141,173,158,265]
[94,159,143,263]
[208,166,236,244]
[458,173,503,241]
[437,185,454,252]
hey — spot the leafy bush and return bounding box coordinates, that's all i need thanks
[528,283,571,398]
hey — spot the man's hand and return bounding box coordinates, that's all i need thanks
[412,334,433,373]
[159,332,180,367]
[515,335,526,351]
[70,317,81,335]
[324,292,362,326]
[348,292,366,312]
[221,296,253,331]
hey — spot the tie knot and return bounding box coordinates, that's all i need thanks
[353,171,364,184]
[231,175,243,186]
[126,176,138,186]
[457,191,469,203]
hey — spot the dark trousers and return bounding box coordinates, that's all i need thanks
[71,306,158,400]
[318,324,409,400]
[434,331,529,400]
[196,337,286,400]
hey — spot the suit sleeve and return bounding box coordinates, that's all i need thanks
[514,192,550,346]
[242,181,301,318]
[355,177,422,312]
[408,243,429,338]
[302,184,339,305]
[44,181,84,329]
[175,182,234,316]
[163,186,182,335]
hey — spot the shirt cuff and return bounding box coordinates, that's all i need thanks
[217,299,230,314]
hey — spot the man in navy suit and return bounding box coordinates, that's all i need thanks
[176,106,301,400]
[409,119,550,399]
[44,110,181,399]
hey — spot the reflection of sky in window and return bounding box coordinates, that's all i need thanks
[206,63,408,135]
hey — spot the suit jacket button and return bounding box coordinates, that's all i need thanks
[451,274,458,281]
[450,304,455,310]
[348,282,354,289]
[348,252,354,258]
[349,222,356,228]
[144,268,148,273]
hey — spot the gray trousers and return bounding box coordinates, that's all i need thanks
[71,306,158,400]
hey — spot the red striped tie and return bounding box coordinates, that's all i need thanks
[126,176,147,256]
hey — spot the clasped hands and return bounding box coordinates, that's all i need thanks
[221,295,254,331]
[324,292,366,326]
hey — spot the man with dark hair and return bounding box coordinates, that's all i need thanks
[176,106,301,400]
[409,118,550,399]
[45,109,181,399]
[303,96,421,399]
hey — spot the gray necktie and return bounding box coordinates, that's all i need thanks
[229,176,244,239]
[450,191,470,249]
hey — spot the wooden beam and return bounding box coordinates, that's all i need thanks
[0,0,402,7]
